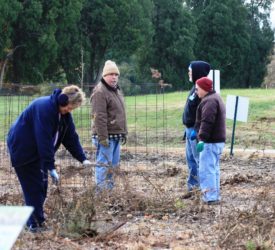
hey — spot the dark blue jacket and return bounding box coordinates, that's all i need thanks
[182,61,211,128]
[7,89,87,170]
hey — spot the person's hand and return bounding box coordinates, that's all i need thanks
[196,141,204,152]
[120,136,127,145]
[190,130,197,141]
[100,139,109,147]
[50,169,59,185]
[83,159,92,167]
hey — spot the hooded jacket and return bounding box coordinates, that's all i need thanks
[7,89,87,170]
[182,61,211,128]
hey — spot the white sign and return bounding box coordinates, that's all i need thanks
[208,70,220,94]
[0,206,33,250]
[226,95,249,122]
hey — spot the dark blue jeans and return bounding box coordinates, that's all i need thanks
[185,127,199,191]
[14,161,48,227]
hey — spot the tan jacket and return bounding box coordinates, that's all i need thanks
[91,81,127,141]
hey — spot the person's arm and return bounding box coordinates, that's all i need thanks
[91,90,109,144]
[198,100,218,141]
[33,102,56,171]
[61,114,87,163]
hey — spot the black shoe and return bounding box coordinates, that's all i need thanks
[181,192,193,199]
[205,200,220,205]
[181,188,199,199]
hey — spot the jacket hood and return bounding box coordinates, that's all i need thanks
[50,89,62,106]
[190,61,211,83]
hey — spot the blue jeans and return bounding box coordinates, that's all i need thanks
[199,142,224,202]
[92,138,120,190]
[185,127,199,191]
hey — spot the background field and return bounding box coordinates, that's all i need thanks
[1,88,275,151]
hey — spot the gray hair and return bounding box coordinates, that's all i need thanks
[61,85,86,107]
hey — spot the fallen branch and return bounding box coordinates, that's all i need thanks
[94,221,127,241]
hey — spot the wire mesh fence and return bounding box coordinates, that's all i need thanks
[1,85,275,249]
[1,85,275,199]
[0,85,185,198]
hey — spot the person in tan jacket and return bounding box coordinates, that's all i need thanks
[91,60,127,190]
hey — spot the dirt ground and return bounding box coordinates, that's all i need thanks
[1,148,274,250]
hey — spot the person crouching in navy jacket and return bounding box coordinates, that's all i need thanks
[7,85,92,232]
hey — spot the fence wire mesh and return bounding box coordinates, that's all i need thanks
[1,86,275,200]
[0,86,185,198]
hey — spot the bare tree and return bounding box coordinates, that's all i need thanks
[0,45,24,89]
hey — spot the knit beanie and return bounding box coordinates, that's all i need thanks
[196,77,213,92]
[102,60,120,76]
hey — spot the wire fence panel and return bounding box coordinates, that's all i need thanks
[0,88,185,197]
[1,86,275,199]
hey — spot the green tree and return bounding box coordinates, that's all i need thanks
[11,0,59,83]
[0,0,22,59]
[185,0,210,15]
[149,0,196,90]
[195,0,250,87]
[0,0,22,86]
[243,0,274,87]
[128,0,154,85]
[191,0,274,88]
[48,0,84,84]
[80,0,153,84]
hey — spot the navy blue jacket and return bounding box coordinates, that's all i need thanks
[7,89,87,170]
[182,61,211,128]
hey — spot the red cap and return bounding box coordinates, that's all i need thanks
[196,77,213,92]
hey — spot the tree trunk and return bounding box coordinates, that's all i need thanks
[0,45,24,89]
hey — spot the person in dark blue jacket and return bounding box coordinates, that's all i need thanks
[182,61,211,198]
[7,85,92,232]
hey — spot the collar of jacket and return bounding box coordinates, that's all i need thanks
[204,90,216,98]
[101,78,120,92]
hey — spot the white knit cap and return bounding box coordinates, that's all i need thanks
[102,60,120,76]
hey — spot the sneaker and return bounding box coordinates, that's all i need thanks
[27,224,39,233]
[27,222,50,233]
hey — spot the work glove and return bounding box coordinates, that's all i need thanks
[82,159,92,167]
[190,130,197,141]
[120,136,127,145]
[50,169,59,185]
[100,139,109,148]
[196,141,205,152]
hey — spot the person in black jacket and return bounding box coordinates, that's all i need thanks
[182,61,211,198]
[7,85,92,232]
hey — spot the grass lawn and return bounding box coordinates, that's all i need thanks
[1,88,275,150]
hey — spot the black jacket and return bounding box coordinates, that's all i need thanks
[182,61,211,128]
